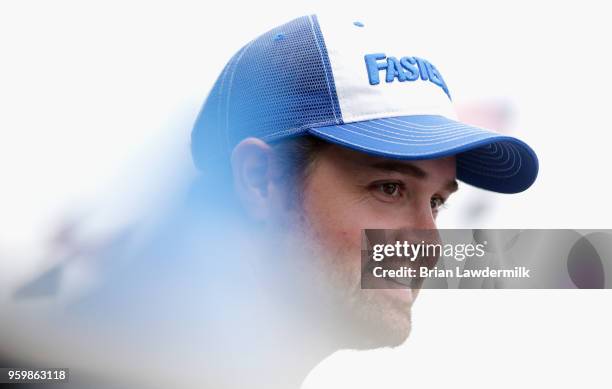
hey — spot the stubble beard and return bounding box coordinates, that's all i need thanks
[278,208,414,350]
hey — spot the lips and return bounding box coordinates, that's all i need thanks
[379,280,414,305]
[387,275,412,287]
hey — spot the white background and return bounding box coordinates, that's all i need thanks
[1,1,611,387]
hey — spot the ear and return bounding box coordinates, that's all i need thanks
[231,137,279,220]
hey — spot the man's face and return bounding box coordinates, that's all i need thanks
[285,144,458,347]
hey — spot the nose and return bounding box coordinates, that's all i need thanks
[393,202,441,276]
[403,201,437,230]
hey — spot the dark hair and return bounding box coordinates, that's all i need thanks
[270,135,330,192]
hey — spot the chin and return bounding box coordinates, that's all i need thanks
[341,288,414,350]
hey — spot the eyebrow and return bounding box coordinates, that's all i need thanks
[371,161,427,178]
[370,161,459,193]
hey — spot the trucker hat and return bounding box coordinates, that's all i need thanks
[191,14,538,193]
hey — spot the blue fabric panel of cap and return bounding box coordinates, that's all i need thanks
[191,15,342,170]
[191,15,539,193]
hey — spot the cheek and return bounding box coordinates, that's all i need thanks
[302,184,409,241]
[300,176,364,261]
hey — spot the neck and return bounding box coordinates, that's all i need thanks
[247,295,345,388]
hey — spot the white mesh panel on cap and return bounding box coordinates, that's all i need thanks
[315,14,458,123]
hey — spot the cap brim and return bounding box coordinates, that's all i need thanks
[307,115,539,194]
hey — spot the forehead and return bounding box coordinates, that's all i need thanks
[317,143,457,179]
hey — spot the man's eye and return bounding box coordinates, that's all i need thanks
[430,196,445,211]
[379,183,401,197]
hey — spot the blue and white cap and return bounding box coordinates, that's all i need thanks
[191,14,538,193]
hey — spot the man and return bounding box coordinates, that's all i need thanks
[187,13,538,387]
[0,13,538,389]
